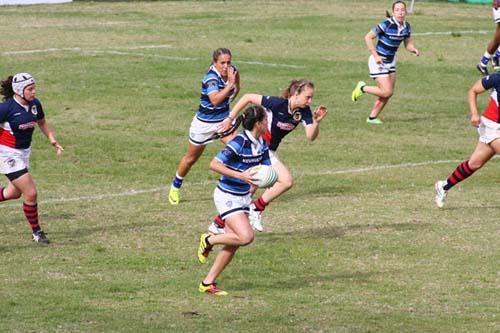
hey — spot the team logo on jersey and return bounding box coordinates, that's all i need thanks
[225,200,233,208]
[292,110,302,122]
[31,105,38,116]
[222,147,233,157]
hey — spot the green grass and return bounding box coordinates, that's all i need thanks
[0,0,499,332]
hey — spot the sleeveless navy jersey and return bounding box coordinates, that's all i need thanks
[373,17,411,64]
[0,98,45,149]
[215,130,271,195]
[260,96,313,151]
[196,64,237,123]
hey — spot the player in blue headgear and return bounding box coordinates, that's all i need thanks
[0,73,64,244]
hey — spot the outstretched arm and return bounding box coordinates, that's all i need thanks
[217,93,263,133]
[304,105,328,141]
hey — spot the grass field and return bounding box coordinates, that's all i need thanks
[0,0,499,332]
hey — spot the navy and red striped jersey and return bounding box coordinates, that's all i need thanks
[0,98,45,149]
[481,74,500,123]
[260,96,313,151]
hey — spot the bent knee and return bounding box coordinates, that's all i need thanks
[240,233,254,246]
[182,154,200,166]
[282,177,294,190]
[380,91,393,99]
[468,161,483,171]
[23,189,37,202]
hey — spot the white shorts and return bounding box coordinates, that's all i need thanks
[493,8,500,24]
[478,116,500,144]
[213,187,251,220]
[188,116,224,146]
[368,55,396,78]
[269,150,279,165]
[0,145,31,174]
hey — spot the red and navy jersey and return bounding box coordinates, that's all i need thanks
[481,74,500,123]
[0,98,45,149]
[260,96,313,151]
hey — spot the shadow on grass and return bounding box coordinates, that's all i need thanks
[258,222,432,242]
[233,269,385,291]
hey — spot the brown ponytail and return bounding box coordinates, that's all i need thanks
[0,76,14,101]
[281,79,314,99]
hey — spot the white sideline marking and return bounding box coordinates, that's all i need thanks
[413,30,489,36]
[2,46,305,69]
[0,159,461,209]
[302,159,460,176]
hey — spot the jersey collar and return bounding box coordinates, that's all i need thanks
[391,17,407,31]
[244,130,263,147]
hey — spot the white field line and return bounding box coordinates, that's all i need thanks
[1,46,305,69]
[0,158,462,209]
[413,30,490,36]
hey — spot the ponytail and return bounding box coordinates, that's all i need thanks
[280,79,314,99]
[0,76,14,101]
[242,105,266,131]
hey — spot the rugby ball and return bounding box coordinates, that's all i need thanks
[249,165,278,188]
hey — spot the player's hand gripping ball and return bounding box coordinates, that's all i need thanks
[249,165,278,188]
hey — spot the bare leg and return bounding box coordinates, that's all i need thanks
[175,143,206,178]
[260,159,293,204]
[364,74,396,119]
[202,212,254,284]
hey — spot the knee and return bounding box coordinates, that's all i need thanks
[281,177,294,190]
[239,232,254,246]
[468,160,483,171]
[380,90,393,99]
[182,153,200,166]
[23,188,37,202]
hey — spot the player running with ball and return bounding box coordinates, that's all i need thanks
[197,105,271,295]
[208,79,328,233]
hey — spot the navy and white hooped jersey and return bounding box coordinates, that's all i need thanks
[0,98,44,149]
[373,17,411,63]
[215,130,271,195]
[196,64,237,123]
[261,96,313,151]
[481,73,500,123]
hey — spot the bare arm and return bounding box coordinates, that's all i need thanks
[404,37,420,56]
[304,105,328,141]
[217,93,264,133]
[208,66,237,107]
[37,118,64,155]
[210,158,255,185]
[228,94,263,120]
[230,69,241,102]
[468,80,487,128]
[365,30,383,63]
